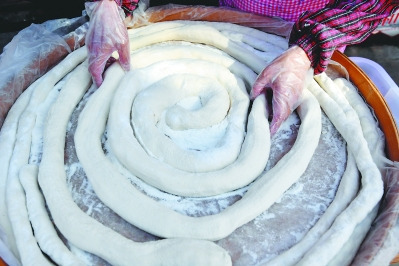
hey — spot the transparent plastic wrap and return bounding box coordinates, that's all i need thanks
[85,1,130,86]
[127,4,293,38]
[352,163,399,265]
[251,46,312,134]
[0,17,88,128]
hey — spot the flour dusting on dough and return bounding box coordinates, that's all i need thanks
[62,81,346,266]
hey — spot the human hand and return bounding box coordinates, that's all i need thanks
[86,0,130,87]
[250,46,311,135]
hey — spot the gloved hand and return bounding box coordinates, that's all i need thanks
[86,0,130,87]
[250,46,311,135]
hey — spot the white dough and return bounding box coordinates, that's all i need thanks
[333,78,385,169]
[299,74,383,265]
[129,43,258,89]
[326,205,379,266]
[76,83,321,240]
[0,80,34,260]
[128,20,289,50]
[131,69,249,172]
[5,47,87,265]
[66,63,231,265]
[108,59,270,196]
[19,164,84,266]
[129,22,267,73]
[265,151,359,265]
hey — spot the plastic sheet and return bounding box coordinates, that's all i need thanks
[0,17,88,128]
[352,162,399,265]
[127,4,293,38]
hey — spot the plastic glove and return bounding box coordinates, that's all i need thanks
[250,46,311,135]
[86,0,130,87]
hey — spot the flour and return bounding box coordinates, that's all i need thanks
[157,109,229,151]
[63,102,345,265]
[29,77,67,165]
[63,24,345,265]
[61,92,346,265]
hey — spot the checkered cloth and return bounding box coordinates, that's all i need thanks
[219,0,329,22]
[220,0,398,74]
[91,0,139,16]
[116,0,139,15]
[290,0,399,74]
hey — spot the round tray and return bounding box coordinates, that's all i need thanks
[1,7,398,264]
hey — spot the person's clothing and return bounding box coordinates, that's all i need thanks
[219,0,329,22]
[290,0,399,74]
[91,0,139,16]
[151,0,219,6]
[220,0,399,74]
[118,0,140,15]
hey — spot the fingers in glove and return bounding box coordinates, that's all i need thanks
[250,46,311,134]
[117,42,131,72]
[250,67,272,100]
[88,49,113,87]
[270,90,292,135]
[86,0,130,86]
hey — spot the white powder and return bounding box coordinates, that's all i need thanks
[157,110,229,151]
[29,77,67,165]
[62,90,346,266]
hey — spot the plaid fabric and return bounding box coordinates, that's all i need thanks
[290,0,399,74]
[117,0,139,15]
[91,0,139,16]
[219,0,329,22]
[220,0,398,74]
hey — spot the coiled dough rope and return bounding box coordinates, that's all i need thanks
[107,59,271,196]
[264,72,385,265]
[39,60,231,266]
[0,20,384,265]
[75,62,321,241]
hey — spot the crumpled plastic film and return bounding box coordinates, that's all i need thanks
[127,4,293,38]
[0,24,70,127]
[46,16,89,52]
[128,0,151,27]
[352,161,399,265]
[0,19,88,128]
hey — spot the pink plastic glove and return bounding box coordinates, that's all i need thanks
[250,46,311,135]
[86,0,130,87]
